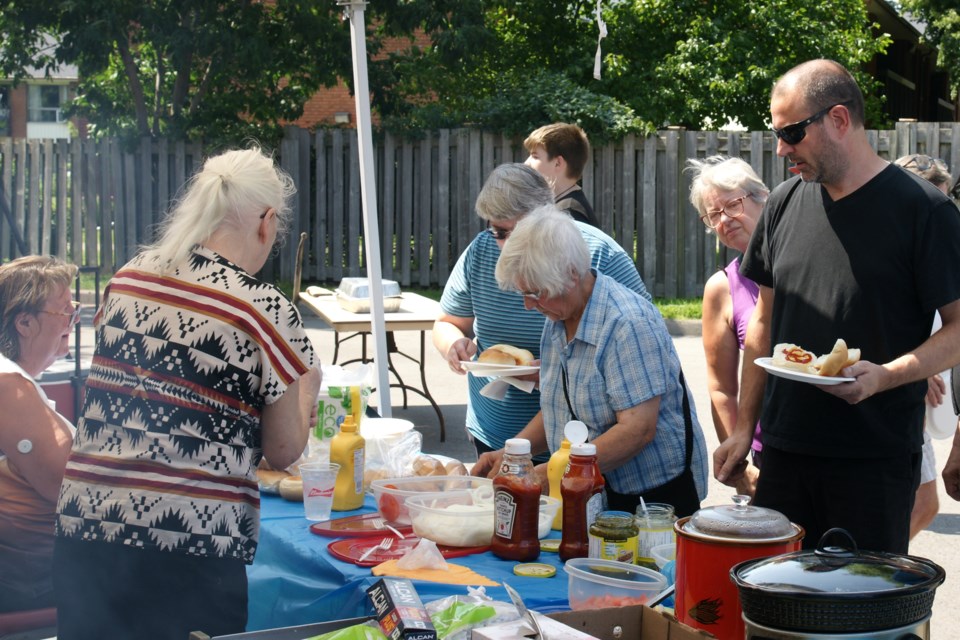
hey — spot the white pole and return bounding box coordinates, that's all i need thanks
[340,0,392,417]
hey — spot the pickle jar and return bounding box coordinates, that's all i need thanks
[635,503,677,570]
[588,511,639,564]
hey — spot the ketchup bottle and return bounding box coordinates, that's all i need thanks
[491,438,541,562]
[559,442,605,561]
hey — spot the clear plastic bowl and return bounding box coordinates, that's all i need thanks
[564,557,668,611]
[370,476,492,525]
[402,491,561,545]
[538,496,560,539]
[651,542,676,568]
[406,491,494,547]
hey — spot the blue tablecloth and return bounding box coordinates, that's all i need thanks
[247,494,572,631]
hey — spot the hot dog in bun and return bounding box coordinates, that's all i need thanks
[478,344,535,366]
[771,340,860,377]
[772,343,818,374]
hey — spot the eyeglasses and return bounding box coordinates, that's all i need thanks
[700,195,749,229]
[40,300,82,325]
[900,154,948,173]
[772,101,852,146]
[487,224,513,241]
[517,289,544,302]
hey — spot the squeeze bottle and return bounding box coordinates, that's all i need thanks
[559,442,605,561]
[330,415,365,511]
[491,438,541,562]
[547,420,589,530]
[547,439,571,530]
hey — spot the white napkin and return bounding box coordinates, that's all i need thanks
[480,377,536,400]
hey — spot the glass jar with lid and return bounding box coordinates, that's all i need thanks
[635,503,677,569]
[588,511,639,563]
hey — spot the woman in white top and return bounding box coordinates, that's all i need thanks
[0,255,78,612]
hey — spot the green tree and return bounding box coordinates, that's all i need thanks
[0,0,352,146]
[900,0,960,98]
[365,0,892,136]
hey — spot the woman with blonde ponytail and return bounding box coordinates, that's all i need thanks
[53,147,321,639]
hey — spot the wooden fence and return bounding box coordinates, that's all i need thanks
[1,122,957,298]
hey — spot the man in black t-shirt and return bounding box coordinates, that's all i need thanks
[523,123,600,228]
[713,59,960,553]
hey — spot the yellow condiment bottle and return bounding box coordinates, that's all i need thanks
[547,439,572,530]
[330,415,365,511]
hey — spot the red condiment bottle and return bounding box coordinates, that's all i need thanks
[491,438,541,562]
[560,442,605,561]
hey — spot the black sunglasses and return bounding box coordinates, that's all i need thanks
[773,101,852,146]
[486,224,512,240]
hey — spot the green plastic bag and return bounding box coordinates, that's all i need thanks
[307,622,388,640]
[430,600,497,639]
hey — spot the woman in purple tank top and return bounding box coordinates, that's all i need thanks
[687,156,769,497]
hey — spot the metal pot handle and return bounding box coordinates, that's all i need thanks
[814,527,859,561]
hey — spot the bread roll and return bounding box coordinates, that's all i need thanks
[443,459,469,476]
[279,476,304,501]
[477,349,516,365]
[816,339,849,377]
[478,344,535,366]
[258,469,292,495]
[412,454,445,477]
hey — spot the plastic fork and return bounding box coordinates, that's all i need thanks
[371,517,405,539]
[358,537,394,563]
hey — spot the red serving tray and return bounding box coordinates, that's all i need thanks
[327,536,490,567]
[309,513,414,538]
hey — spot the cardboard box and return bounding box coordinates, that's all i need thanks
[549,605,715,640]
[366,578,437,640]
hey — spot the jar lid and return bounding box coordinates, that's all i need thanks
[570,443,596,456]
[732,528,945,596]
[504,438,530,455]
[596,511,634,522]
[683,495,796,541]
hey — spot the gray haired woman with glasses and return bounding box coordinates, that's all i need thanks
[687,156,769,496]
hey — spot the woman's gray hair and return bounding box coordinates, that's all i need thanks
[495,205,591,297]
[475,163,554,223]
[686,155,769,218]
[0,255,78,361]
[894,154,953,191]
[142,146,296,271]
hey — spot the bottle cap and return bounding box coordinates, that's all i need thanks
[340,415,357,433]
[504,438,531,455]
[570,443,596,456]
[513,562,557,578]
[563,420,589,445]
[558,438,571,450]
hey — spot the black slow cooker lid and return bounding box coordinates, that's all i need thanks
[733,528,945,595]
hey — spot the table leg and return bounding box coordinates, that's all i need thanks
[336,330,446,442]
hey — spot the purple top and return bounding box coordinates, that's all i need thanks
[724,258,763,453]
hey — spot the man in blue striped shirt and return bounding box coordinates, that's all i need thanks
[433,163,649,459]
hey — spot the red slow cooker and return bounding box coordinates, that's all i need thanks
[675,495,804,640]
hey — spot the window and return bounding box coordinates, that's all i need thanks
[28,85,68,123]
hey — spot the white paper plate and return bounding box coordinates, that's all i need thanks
[460,361,540,378]
[754,357,854,386]
[927,369,957,439]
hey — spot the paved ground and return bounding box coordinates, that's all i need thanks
[64,304,960,637]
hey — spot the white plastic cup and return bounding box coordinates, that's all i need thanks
[301,462,340,521]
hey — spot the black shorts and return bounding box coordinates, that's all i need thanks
[54,537,248,640]
[754,445,921,554]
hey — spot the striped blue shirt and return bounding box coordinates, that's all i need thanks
[441,223,649,451]
[541,273,707,498]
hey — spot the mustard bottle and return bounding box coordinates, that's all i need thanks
[330,415,365,511]
[547,439,572,530]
